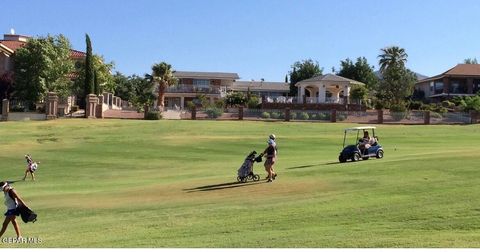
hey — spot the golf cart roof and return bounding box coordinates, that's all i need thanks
[344,126,376,132]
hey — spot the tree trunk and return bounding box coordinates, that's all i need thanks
[157,83,166,111]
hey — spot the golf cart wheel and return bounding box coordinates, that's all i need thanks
[253,174,260,181]
[339,156,347,163]
[351,153,361,162]
[376,149,384,159]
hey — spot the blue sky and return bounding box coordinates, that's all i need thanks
[2,0,480,81]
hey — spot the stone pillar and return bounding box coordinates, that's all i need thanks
[424,110,430,125]
[331,109,337,123]
[102,92,108,104]
[1,99,9,121]
[191,106,197,120]
[299,87,305,103]
[318,85,326,103]
[377,109,384,124]
[96,95,104,119]
[285,107,290,122]
[238,106,244,120]
[343,85,350,105]
[46,92,58,120]
[85,94,99,119]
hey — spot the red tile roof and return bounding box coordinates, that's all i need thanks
[0,40,85,59]
[0,40,26,51]
[70,49,86,58]
[444,64,480,76]
[417,64,480,83]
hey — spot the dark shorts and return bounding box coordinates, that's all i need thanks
[264,158,275,167]
[4,208,19,217]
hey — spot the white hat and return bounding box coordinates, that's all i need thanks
[269,134,276,140]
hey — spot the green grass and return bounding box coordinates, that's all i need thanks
[0,119,480,247]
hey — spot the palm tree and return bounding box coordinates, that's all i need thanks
[150,62,177,110]
[378,46,408,73]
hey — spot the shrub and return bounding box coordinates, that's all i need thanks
[247,96,261,109]
[214,99,225,109]
[390,103,408,121]
[318,113,330,120]
[299,112,309,120]
[261,112,270,119]
[337,114,347,121]
[270,112,280,119]
[290,112,297,120]
[145,111,162,120]
[279,112,285,119]
[310,113,317,120]
[36,106,46,113]
[10,105,25,112]
[441,100,455,109]
[205,106,223,118]
[408,101,423,110]
[430,112,443,119]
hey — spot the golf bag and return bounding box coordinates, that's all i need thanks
[17,205,37,223]
[236,151,262,183]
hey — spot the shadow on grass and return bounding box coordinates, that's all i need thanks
[184,180,265,192]
[285,162,340,169]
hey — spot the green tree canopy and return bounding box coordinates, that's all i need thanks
[338,57,378,91]
[378,46,408,74]
[85,34,94,97]
[73,54,115,97]
[13,34,74,103]
[288,59,323,96]
[113,72,157,110]
[149,62,177,109]
[464,58,478,64]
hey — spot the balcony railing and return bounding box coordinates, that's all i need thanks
[263,96,345,104]
[166,84,222,94]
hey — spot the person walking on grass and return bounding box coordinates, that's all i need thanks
[23,154,39,181]
[262,134,278,183]
[0,181,28,238]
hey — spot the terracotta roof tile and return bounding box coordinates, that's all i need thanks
[0,40,85,59]
[0,40,26,51]
[444,64,480,76]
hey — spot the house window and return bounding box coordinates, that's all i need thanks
[193,79,210,91]
[449,79,467,94]
[474,79,480,94]
[434,81,443,94]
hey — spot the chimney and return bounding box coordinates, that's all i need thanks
[3,30,30,42]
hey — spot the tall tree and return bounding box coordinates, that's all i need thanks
[14,34,74,104]
[464,58,478,64]
[149,62,177,110]
[84,34,94,97]
[376,46,416,110]
[378,46,408,73]
[73,54,115,97]
[94,70,99,95]
[338,57,378,91]
[288,59,322,96]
